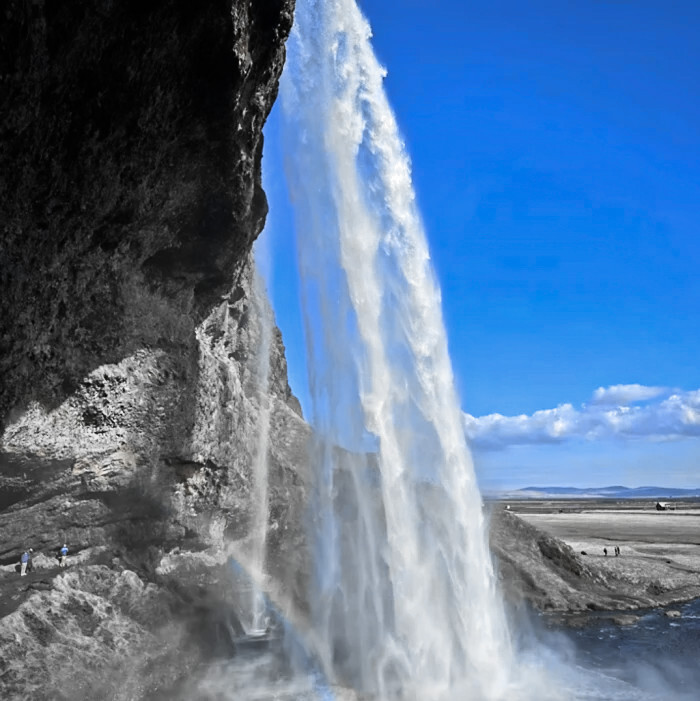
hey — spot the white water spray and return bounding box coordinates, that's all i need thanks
[280,0,519,697]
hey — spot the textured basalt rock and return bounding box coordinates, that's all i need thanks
[0,262,307,551]
[0,563,253,700]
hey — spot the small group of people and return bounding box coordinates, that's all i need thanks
[19,544,69,576]
[603,546,622,557]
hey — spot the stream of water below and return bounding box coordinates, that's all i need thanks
[558,598,700,696]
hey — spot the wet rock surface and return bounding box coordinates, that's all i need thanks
[0,563,253,700]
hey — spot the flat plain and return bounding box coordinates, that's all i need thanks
[511,499,700,598]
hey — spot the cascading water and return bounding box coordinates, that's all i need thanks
[279,0,517,696]
[188,3,684,699]
[246,263,275,634]
[188,3,690,699]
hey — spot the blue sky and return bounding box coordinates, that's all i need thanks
[258,0,700,489]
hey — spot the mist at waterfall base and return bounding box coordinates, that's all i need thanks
[190,0,697,699]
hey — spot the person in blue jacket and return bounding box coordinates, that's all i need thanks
[59,544,68,568]
[20,548,32,576]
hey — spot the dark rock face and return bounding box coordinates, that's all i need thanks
[0,0,293,422]
[0,3,307,698]
[0,0,303,589]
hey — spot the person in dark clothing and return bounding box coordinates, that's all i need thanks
[603,547,608,556]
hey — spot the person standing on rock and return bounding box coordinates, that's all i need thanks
[59,544,68,568]
[20,549,32,576]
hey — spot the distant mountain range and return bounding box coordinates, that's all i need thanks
[487,485,700,500]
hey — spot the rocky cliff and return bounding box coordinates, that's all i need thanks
[0,0,293,421]
[0,2,309,698]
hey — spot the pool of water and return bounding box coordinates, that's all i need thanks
[551,599,700,698]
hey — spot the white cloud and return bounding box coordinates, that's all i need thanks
[464,386,700,450]
[590,383,667,405]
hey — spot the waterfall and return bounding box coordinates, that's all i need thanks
[279,0,516,696]
[247,263,274,634]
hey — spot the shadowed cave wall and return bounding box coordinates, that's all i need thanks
[0,0,293,421]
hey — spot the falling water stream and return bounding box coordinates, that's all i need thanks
[192,1,692,698]
[280,0,519,697]
[247,264,274,635]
